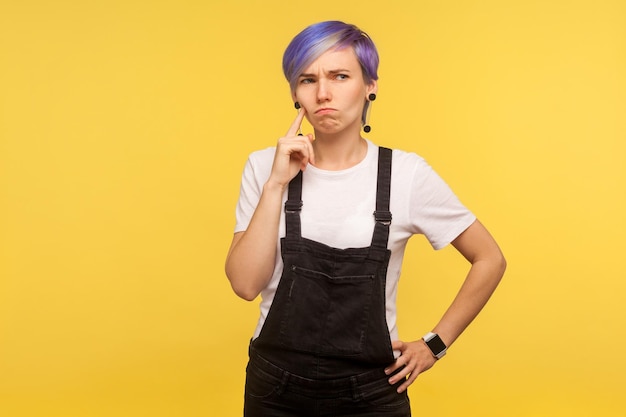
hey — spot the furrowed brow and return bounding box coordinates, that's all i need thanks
[327,68,351,74]
[299,69,351,78]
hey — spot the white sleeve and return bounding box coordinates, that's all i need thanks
[233,148,275,234]
[408,158,476,250]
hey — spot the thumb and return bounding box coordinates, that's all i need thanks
[391,340,405,351]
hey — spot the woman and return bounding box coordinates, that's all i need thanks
[226,21,506,417]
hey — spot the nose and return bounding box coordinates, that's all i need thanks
[316,79,331,103]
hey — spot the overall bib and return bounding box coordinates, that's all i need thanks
[245,147,411,417]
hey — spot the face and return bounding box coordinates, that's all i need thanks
[293,47,377,135]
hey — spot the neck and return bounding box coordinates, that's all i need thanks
[312,129,367,171]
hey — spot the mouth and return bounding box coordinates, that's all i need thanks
[315,107,336,114]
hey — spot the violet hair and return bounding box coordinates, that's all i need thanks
[282,21,380,92]
[282,21,380,130]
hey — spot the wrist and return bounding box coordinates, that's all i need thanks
[263,179,287,194]
[422,332,447,360]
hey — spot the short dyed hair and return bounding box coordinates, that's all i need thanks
[282,21,379,92]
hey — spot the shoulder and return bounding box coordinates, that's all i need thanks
[390,147,425,165]
[369,141,426,168]
[386,146,432,179]
[246,147,276,165]
[368,142,433,181]
[386,146,448,193]
[241,147,275,176]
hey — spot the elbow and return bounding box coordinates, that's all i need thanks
[225,267,261,301]
[496,251,507,280]
[231,283,259,301]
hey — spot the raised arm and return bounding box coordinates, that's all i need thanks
[225,109,315,301]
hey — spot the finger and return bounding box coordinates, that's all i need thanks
[299,143,311,171]
[396,371,419,393]
[295,135,315,171]
[305,134,315,166]
[390,361,420,392]
[384,342,406,375]
[388,354,413,379]
[384,357,405,375]
[286,108,307,137]
[391,340,404,351]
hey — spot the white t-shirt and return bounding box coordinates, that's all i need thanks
[234,140,476,342]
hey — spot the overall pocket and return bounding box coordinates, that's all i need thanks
[279,265,375,355]
[245,362,285,400]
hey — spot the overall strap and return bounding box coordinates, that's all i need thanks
[284,170,303,240]
[371,147,393,250]
[284,147,392,247]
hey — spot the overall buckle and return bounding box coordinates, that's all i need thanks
[373,210,392,226]
[285,200,303,213]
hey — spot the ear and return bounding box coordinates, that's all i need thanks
[366,80,378,98]
[291,90,298,103]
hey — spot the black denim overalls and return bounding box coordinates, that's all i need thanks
[245,147,411,416]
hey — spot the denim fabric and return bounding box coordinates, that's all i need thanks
[244,351,411,417]
[244,148,408,415]
[252,148,396,380]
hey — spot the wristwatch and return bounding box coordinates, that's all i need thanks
[422,332,447,359]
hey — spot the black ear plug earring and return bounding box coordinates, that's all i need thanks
[363,94,376,133]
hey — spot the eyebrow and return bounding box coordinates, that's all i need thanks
[298,69,352,78]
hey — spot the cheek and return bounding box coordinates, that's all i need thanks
[348,87,367,105]
[295,92,314,108]
[349,94,367,115]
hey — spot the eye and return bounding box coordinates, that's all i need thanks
[335,74,348,80]
[300,77,315,84]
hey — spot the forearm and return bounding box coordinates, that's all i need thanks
[225,181,285,300]
[226,112,315,300]
[433,253,506,347]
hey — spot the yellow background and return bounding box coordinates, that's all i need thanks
[1,0,625,416]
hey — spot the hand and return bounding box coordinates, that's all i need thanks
[268,108,315,188]
[385,339,438,393]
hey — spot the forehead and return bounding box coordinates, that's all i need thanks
[301,47,361,73]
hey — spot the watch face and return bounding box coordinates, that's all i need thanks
[426,334,447,354]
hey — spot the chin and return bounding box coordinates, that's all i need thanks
[314,121,343,134]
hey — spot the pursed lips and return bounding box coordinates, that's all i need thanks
[315,107,337,114]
